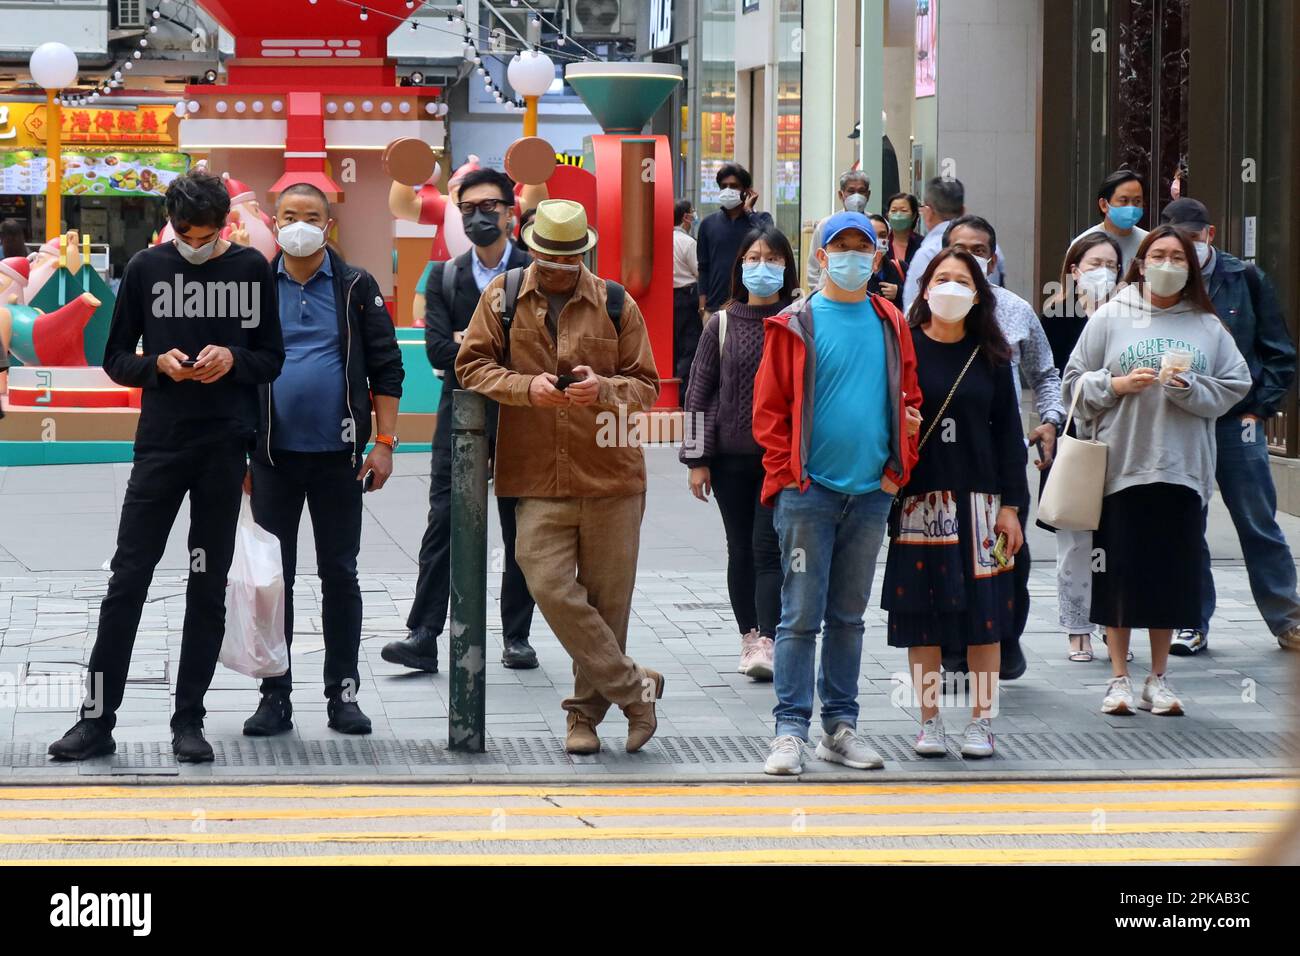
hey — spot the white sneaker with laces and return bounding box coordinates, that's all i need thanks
[1139,674,1184,716]
[1171,628,1207,656]
[913,716,947,757]
[764,734,805,775]
[1101,675,1136,715]
[960,718,994,759]
[814,725,884,770]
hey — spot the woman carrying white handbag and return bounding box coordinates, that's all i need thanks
[1061,225,1250,718]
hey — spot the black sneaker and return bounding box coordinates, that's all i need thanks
[1000,637,1028,680]
[381,626,439,673]
[48,718,116,761]
[172,722,214,763]
[327,698,373,735]
[243,691,293,736]
[502,636,539,669]
[1170,628,1207,656]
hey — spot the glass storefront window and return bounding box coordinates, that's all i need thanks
[774,0,802,252]
[698,0,737,208]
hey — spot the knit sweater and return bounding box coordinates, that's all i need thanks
[680,299,788,466]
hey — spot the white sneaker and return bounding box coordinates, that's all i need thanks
[1171,628,1207,656]
[913,716,947,757]
[739,629,772,679]
[1101,675,1136,715]
[1278,626,1300,652]
[764,734,804,775]
[1139,674,1184,716]
[960,718,994,759]
[814,726,884,770]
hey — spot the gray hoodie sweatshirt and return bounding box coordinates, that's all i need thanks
[1061,283,1250,504]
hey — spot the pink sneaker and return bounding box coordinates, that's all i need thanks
[739,630,774,681]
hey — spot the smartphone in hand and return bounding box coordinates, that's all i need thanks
[363,471,376,492]
[992,532,1011,568]
[180,358,197,368]
[554,374,580,391]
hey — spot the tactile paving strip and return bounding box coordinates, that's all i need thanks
[1,730,1294,771]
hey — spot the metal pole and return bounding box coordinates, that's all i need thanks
[45,90,63,242]
[448,389,488,752]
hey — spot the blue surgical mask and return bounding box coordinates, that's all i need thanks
[1106,204,1143,230]
[823,250,874,292]
[742,261,784,297]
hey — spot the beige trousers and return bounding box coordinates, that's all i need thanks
[513,493,649,724]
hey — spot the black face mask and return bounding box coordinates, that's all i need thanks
[464,209,504,247]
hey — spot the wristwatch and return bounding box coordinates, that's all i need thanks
[375,433,399,451]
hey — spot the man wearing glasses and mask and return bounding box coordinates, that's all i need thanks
[383,168,539,674]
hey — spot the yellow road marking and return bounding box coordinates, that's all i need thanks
[0,821,1278,845]
[0,800,1289,821]
[0,779,1293,802]
[0,847,1252,865]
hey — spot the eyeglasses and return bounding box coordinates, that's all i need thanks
[457,199,507,216]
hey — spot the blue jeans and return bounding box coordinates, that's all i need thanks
[771,482,892,740]
[1200,416,1300,637]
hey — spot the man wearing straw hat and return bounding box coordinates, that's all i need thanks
[457,199,665,755]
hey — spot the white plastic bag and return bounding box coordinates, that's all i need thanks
[220,494,288,678]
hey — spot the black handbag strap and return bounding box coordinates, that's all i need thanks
[916,346,980,454]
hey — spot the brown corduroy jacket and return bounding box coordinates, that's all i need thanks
[455,263,660,498]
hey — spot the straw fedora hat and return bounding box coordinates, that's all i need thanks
[522,199,598,257]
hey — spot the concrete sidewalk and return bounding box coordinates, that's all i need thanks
[0,447,1297,779]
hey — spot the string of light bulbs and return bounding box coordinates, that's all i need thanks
[492,0,601,61]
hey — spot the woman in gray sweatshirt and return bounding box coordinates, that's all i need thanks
[1062,225,1249,718]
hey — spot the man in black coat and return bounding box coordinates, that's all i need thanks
[241,182,405,738]
[383,168,538,672]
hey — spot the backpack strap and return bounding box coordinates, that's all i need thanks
[717,309,728,352]
[500,266,526,356]
[604,279,625,333]
[440,257,458,313]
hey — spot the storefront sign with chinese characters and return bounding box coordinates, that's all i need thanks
[0,103,179,149]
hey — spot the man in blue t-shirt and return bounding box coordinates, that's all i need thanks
[752,211,923,775]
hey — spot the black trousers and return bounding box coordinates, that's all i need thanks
[407,403,535,641]
[82,438,246,731]
[709,454,782,638]
[673,283,701,395]
[251,450,363,699]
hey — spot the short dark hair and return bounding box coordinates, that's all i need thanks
[716,163,753,190]
[0,218,26,258]
[868,214,889,237]
[674,199,693,226]
[458,167,515,206]
[942,214,997,252]
[516,207,537,247]
[1097,168,1144,204]
[727,225,799,309]
[276,182,331,217]
[923,176,964,218]
[165,169,231,231]
[886,192,920,222]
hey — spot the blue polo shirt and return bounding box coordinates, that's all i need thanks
[272,254,349,452]
[805,293,891,494]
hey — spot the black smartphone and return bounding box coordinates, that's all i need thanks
[180,358,197,368]
[363,471,376,492]
[554,374,580,391]
[1033,437,1045,463]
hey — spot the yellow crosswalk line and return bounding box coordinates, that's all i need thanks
[0,800,1289,822]
[0,778,1293,802]
[0,821,1279,845]
[1,847,1253,865]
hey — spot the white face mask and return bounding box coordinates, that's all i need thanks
[276,220,327,258]
[535,258,580,273]
[972,255,991,276]
[718,187,742,210]
[173,236,219,265]
[927,281,976,323]
[1193,241,1212,267]
[1076,266,1116,302]
[1144,261,1189,297]
[843,193,868,214]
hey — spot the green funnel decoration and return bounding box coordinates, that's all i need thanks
[565,62,683,134]
[27,265,115,366]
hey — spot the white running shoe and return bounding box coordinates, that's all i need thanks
[814,726,884,770]
[960,718,994,759]
[1171,628,1207,656]
[1101,675,1136,715]
[739,629,772,679]
[764,734,805,775]
[1139,673,1184,716]
[913,716,947,757]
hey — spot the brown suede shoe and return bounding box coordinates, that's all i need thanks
[565,714,601,755]
[623,669,666,753]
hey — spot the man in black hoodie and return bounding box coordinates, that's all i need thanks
[241,182,404,737]
[49,169,285,763]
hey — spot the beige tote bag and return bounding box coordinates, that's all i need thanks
[1038,385,1109,531]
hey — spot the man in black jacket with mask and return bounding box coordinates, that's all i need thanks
[49,169,285,763]
[382,167,538,672]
